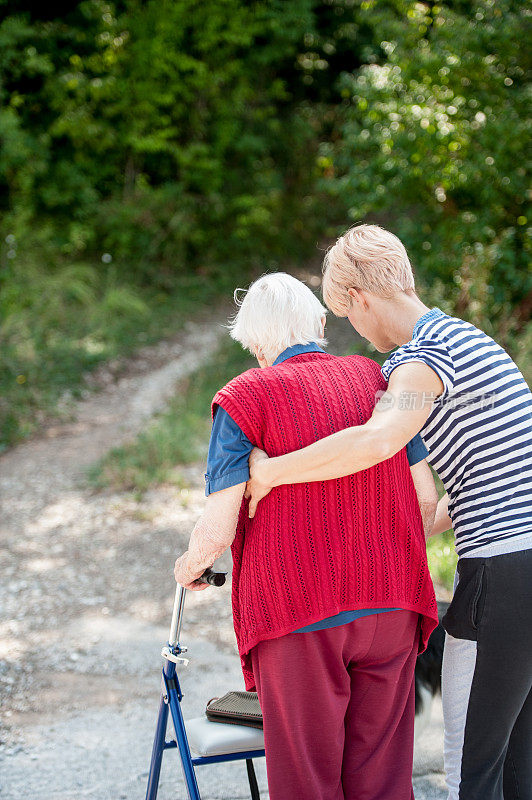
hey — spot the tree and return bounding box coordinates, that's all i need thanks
[321,0,531,333]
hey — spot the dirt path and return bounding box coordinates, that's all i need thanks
[0,315,232,725]
[0,305,446,799]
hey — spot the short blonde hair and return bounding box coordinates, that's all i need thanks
[322,224,415,316]
[229,272,327,364]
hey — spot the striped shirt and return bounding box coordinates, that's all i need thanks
[382,308,532,558]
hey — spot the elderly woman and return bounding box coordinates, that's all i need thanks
[246,228,532,800]
[174,272,438,800]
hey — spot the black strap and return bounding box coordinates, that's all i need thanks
[246,759,260,800]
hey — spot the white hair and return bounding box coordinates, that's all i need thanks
[229,272,327,364]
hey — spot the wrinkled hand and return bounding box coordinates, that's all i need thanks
[174,552,209,591]
[245,447,273,519]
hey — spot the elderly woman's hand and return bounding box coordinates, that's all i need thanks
[245,447,273,519]
[174,552,210,591]
[174,482,245,588]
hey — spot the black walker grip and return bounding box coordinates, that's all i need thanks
[198,568,226,587]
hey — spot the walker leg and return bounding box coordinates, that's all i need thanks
[246,759,260,800]
[165,667,202,800]
[145,695,169,800]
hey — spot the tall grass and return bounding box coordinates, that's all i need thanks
[0,255,241,450]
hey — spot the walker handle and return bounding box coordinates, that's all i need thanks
[168,569,227,646]
[197,567,227,587]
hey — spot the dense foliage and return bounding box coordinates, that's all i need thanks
[0,0,530,447]
[0,1,323,277]
[320,0,531,337]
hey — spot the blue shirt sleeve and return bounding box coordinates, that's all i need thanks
[205,407,253,496]
[406,433,429,466]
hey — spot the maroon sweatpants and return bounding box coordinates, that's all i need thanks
[250,610,419,800]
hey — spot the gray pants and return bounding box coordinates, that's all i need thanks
[442,549,532,800]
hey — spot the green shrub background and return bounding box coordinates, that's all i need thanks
[1,0,530,449]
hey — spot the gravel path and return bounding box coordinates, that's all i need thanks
[0,305,446,799]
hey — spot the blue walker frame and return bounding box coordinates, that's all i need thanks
[145,583,265,800]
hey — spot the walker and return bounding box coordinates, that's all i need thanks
[145,570,266,800]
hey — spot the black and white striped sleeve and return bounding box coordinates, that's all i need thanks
[381,337,455,397]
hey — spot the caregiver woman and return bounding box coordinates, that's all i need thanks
[246,225,532,800]
[175,273,438,800]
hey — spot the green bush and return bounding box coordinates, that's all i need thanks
[0,1,322,277]
[427,531,457,592]
[1,1,529,451]
[320,0,530,341]
[0,0,327,446]
[0,243,238,448]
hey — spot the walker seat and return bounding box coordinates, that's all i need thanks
[185,716,265,758]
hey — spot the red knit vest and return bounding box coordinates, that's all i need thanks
[213,351,438,690]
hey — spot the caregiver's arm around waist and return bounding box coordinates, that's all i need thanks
[259,362,443,488]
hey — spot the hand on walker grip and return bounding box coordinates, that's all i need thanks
[174,553,209,591]
[245,447,272,519]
